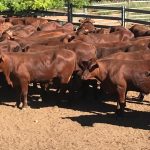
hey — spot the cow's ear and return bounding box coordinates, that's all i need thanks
[89,59,99,72]
[0,54,4,63]
[90,19,95,23]
[88,58,97,66]
[145,71,150,77]
[79,19,83,23]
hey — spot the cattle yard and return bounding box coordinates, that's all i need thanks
[0,3,150,150]
[0,91,149,150]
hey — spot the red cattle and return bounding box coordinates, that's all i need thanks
[95,28,110,34]
[105,50,150,60]
[67,29,134,44]
[0,22,13,34]
[38,21,62,31]
[5,17,24,25]
[82,59,150,116]
[4,24,37,39]
[0,39,21,52]
[26,44,60,52]
[62,22,74,32]
[110,26,130,32]
[24,17,48,28]
[105,50,150,101]
[0,49,76,108]
[76,18,96,35]
[13,31,69,50]
[59,41,97,73]
[129,24,150,37]
[95,39,150,59]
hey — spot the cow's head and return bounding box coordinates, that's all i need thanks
[77,18,96,35]
[79,18,95,24]
[82,58,99,80]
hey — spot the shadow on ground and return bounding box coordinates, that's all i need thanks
[0,86,149,130]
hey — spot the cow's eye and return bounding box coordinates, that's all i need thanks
[89,66,95,72]
[89,64,98,72]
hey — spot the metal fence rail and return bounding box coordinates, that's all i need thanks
[0,3,149,27]
[67,4,150,26]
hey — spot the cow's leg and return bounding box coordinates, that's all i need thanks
[5,76,13,87]
[15,87,22,108]
[58,83,69,103]
[40,83,48,102]
[92,80,98,100]
[59,76,71,104]
[3,67,13,87]
[81,80,89,100]
[116,84,126,117]
[20,80,29,108]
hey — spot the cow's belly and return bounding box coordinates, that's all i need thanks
[127,78,150,94]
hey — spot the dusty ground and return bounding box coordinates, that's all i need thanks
[0,86,149,150]
[44,15,122,27]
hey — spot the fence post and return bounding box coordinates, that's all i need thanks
[121,6,125,27]
[67,2,73,23]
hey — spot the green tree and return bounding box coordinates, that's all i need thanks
[0,0,90,12]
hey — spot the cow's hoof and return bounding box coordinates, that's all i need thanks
[138,98,144,102]
[14,103,21,109]
[22,105,28,110]
[22,107,27,111]
[136,94,144,102]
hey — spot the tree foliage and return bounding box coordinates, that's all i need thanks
[0,0,90,12]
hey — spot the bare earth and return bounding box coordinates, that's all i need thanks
[0,88,149,150]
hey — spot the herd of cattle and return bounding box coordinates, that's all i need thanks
[0,16,150,117]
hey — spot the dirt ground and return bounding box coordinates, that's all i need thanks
[0,86,149,150]
[44,15,122,27]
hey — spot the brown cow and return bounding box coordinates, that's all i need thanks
[76,18,96,35]
[105,50,150,101]
[95,28,110,34]
[62,22,75,32]
[24,17,48,28]
[0,39,21,52]
[129,24,150,37]
[82,59,150,117]
[0,21,13,34]
[45,40,97,71]
[110,26,130,32]
[105,50,150,60]
[38,21,62,31]
[4,24,37,39]
[59,41,97,72]
[5,17,24,25]
[95,40,150,59]
[68,29,134,44]
[26,44,59,52]
[0,49,76,108]
[13,31,69,50]
[25,41,97,101]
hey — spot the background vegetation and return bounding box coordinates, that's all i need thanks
[0,0,149,12]
[0,0,90,12]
